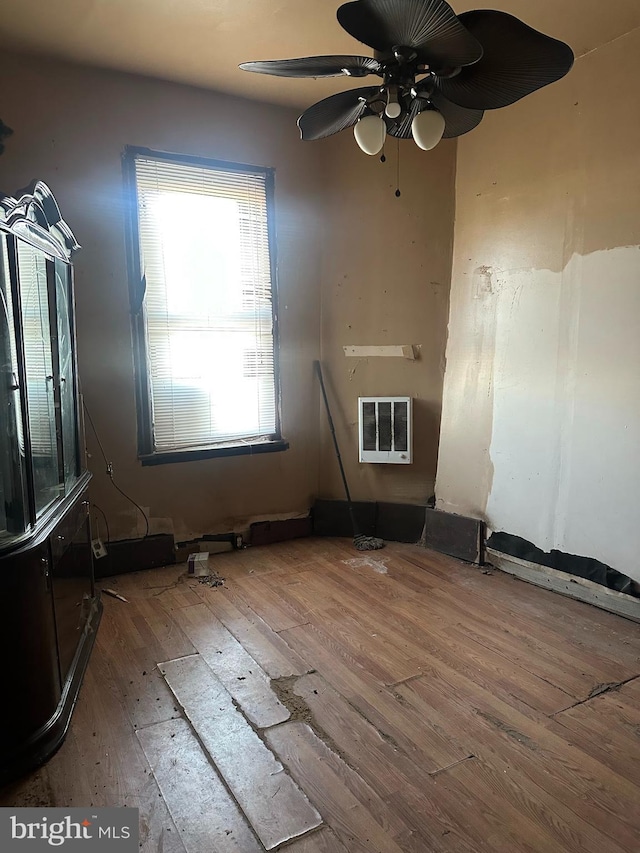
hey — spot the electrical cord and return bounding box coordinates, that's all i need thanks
[108,476,150,538]
[91,502,111,545]
[82,401,110,472]
[83,399,150,538]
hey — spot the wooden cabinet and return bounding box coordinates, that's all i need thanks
[0,182,101,783]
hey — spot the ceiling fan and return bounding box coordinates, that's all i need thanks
[240,0,574,155]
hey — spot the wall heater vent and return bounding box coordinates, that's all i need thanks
[358,396,412,464]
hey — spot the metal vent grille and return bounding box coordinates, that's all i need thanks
[358,397,412,464]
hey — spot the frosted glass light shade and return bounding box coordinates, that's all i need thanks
[354,115,386,155]
[385,101,402,119]
[412,110,446,151]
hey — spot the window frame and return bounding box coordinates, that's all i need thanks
[122,146,286,466]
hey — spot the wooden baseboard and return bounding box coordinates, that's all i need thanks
[312,500,426,543]
[312,500,485,560]
[250,516,312,546]
[487,548,640,623]
[94,533,176,578]
[376,502,428,543]
[313,500,377,538]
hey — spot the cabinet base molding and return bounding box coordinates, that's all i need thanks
[0,597,102,785]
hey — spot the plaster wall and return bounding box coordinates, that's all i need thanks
[0,52,324,541]
[436,27,640,581]
[317,133,456,506]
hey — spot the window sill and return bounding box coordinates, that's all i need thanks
[139,438,289,467]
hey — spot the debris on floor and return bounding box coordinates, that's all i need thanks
[101,588,129,602]
[194,571,225,589]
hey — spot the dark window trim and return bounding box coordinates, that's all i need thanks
[140,438,289,467]
[122,145,284,464]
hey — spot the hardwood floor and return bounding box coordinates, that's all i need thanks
[2,538,639,851]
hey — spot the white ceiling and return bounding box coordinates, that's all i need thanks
[0,0,638,111]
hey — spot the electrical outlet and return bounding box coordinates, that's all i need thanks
[91,538,108,559]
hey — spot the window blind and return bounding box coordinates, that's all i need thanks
[133,155,278,453]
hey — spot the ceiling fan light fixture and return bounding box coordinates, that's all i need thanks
[241,1,574,160]
[384,84,402,119]
[412,109,446,150]
[354,113,387,155]
[385,100,402,119]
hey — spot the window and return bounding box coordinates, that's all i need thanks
[124,148,286,465]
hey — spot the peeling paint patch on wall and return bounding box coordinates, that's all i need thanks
[436,24,640,584]
[485,246,640,581]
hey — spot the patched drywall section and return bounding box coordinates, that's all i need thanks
[436,27,640,581]
[318,134,456,506]
[0,51,324,541]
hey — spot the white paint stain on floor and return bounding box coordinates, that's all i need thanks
[342,557,389,575]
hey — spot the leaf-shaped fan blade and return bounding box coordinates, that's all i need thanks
[386,91,482,139]
[337,0,482,67]
[298,87,381,140]
[239,56,382,78]
[436,10,574,110]
[430,89,483,138]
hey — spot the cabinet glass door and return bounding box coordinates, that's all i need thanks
[54,259,79,491]
[0,237,27,545]
[17,242,61,516]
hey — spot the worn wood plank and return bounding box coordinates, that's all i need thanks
[286,673,500,853]
[424,584,635,694]
[161,655,322,850]
[320,560,619,698]
[168,603,289,728]
[289,673,631,853]
[137,718,262,853]
[132,596,198,660]
[193,585,310,677]
[396,675,640,852]
[285,826,350,853]
[399,547,640,666]
[265,721,416,853]
[315,573,579,715]
[551,680,640,786]
[276,568,573,716]
[96,600,182,730]
[281,623,465,771]
[43,648,184,852]
[230,575,310,631]
[293,672,471,781]
[408,757,585,853]
[4,538,640,853]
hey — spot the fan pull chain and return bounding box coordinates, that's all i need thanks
[395,138,401,198]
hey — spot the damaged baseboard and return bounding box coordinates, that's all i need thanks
[377,502,431,544]
[422,508,485,564]
[313,500,423,544]
[250,516,312,546]
[313,500,484,561]
[176,517,313,554]
[313,500,378,539]
[487,548,640,624]
[487,530,637,596]
[94,533,176,579]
